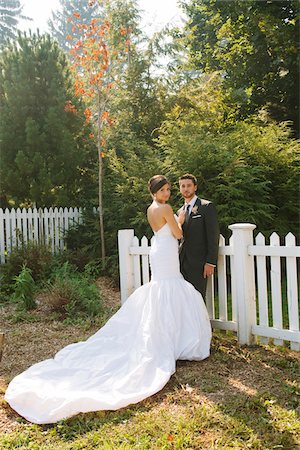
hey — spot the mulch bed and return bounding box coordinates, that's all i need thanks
[0,276,121,432]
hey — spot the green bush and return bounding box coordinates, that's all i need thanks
[0,242,55,299]
[44,263,103,320]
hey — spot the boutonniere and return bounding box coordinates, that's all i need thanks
[192,205,199,214]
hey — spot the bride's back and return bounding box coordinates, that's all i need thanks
[147,203,168,233]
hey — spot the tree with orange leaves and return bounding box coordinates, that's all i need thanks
[67,0,133,259]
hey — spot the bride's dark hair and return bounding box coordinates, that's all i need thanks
[148,175,170,194]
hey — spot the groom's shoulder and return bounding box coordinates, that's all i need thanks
[199,198,212,206]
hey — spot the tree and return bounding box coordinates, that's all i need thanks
[67,0,136,259]
[158,75,299,236]
[0,0,31,44]
[0,32,96,207]
[48,0,100,52]
[181,0,300,135]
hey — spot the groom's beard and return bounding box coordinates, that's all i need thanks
[182,194,194,202]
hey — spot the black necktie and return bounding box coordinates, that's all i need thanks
[184,204,191,226]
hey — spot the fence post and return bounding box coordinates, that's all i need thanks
[118,229,135,305]
[228,223,257,345]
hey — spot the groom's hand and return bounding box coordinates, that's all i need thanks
[203,263,215,278]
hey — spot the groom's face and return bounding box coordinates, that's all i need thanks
[179,179,197,201]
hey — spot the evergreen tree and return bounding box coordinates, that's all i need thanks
[0,32,96,208]
[0,0,31,44]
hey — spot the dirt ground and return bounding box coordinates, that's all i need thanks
[0,277,299,447]
[0,277,121,433]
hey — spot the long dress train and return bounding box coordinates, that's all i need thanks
[5,223,212,424]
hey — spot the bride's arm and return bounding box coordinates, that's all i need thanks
[163,205,183,239]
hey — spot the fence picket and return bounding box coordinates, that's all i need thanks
[44,208,50,247]
[218,235,227,321]
[38,208,44,244]
[141,236,150,284]
[54,208,59,253]
[229,235,237,323]
[16,208,22,247]
[27,208,33,242]
[48,208,54,253]
[33,208,39,243]
[206,276,215,320]
[256,233,269,345]
[10,208,17,248]
[4,208,11,254]
[58,207,64,251]
[0,209,5,263]
[132,236,141,289]
[270,233,283,346]
[285,233,300,351]
[21,208,28,244]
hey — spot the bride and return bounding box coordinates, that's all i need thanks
[5,175,212,424]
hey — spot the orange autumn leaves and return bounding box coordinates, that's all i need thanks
[65,1,130,158]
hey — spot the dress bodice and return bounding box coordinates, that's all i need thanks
[153,222,173,238]
[150,223,182,281]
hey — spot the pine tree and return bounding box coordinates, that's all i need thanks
[0,32,96,207]
[0,0,31,44]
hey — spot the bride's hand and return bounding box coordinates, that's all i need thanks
[178,210,185,225]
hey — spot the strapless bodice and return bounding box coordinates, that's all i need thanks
[153,222,173,238]
[150,223,182,281]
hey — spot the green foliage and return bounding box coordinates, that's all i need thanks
[0,0,31,44]
[0,32,96,208]
[48,0,101,53]
[45,262,103,320]
[182,0,300,135]
[0,242,55,299]
[158,77,299,236]
[13,265,36,310]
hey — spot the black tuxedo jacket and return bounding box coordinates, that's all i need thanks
[178,197,219,296]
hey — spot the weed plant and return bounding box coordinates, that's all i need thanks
[13,265,36,310]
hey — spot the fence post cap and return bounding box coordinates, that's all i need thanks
[228,223,256,231]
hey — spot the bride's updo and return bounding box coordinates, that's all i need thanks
[148,175,170,194]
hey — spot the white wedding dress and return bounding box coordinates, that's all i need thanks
[5,222,211,424]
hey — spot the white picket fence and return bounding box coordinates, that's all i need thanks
[0,207,84,263]
[118,224,300,351]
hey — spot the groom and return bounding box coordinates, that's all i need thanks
[178,173,219,299]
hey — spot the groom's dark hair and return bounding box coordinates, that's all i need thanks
[179,173,197,185]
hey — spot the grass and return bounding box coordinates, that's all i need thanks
[0,279,299,449]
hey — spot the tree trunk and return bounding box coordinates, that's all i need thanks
[0,333,4,361]
[97,89,106,259]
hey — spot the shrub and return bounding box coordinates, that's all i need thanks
[44,263,103,319]
[0,242,54,298]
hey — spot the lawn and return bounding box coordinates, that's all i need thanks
[0,278,299,449]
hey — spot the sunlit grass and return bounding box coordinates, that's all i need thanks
[1,333,299,449]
